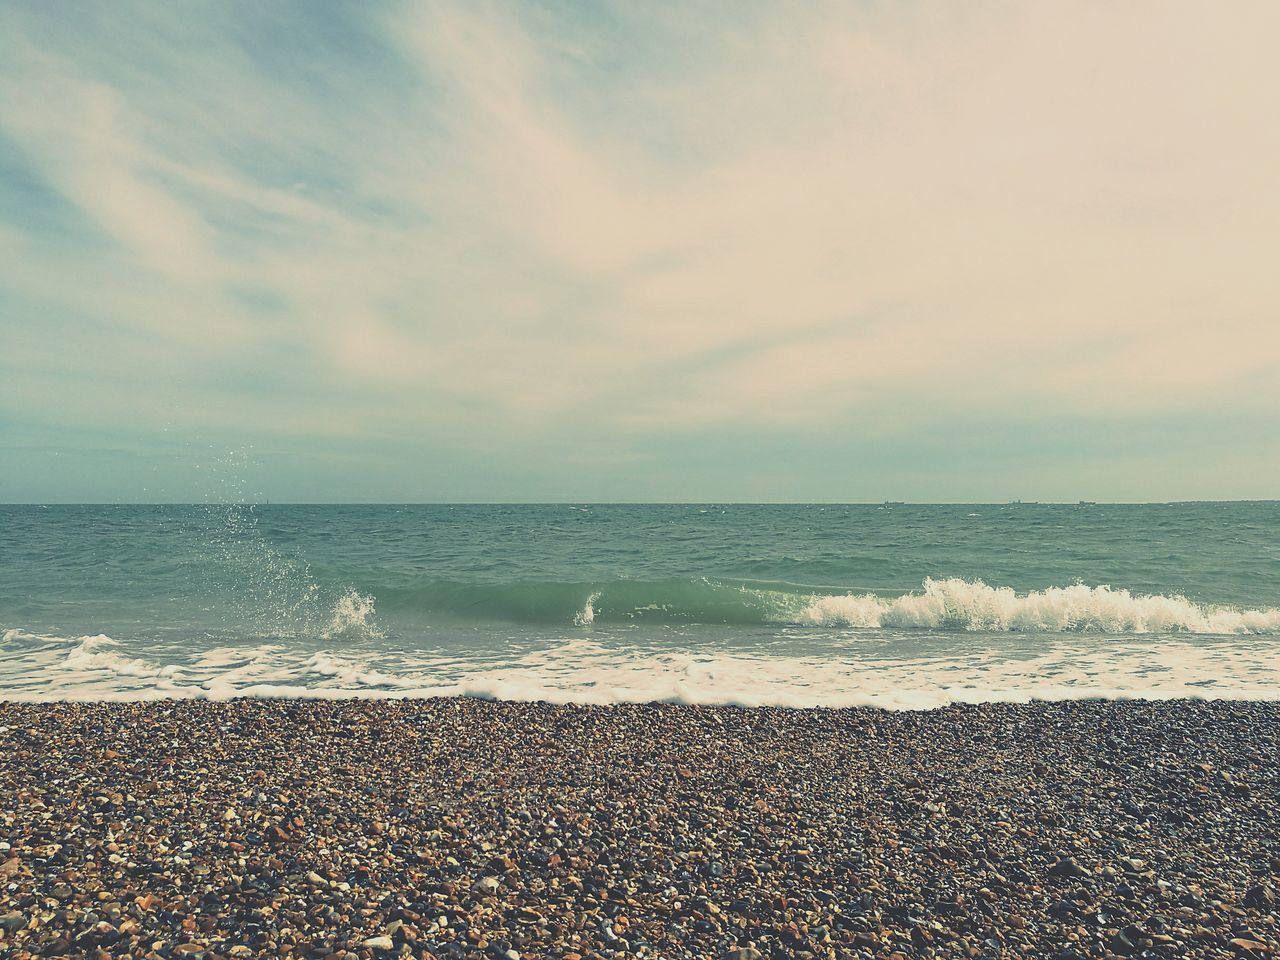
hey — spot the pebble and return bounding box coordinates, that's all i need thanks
[1246,885,1276,909]
[0,912,27,932]
[0,697,1276,959]
[472,875,502,895]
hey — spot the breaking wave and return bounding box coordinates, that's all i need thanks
[374,577,1280,635]
[794,578,1280,634]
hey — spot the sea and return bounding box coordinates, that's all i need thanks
[2,502,1278,709]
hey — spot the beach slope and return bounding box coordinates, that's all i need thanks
[1,698,1277,958]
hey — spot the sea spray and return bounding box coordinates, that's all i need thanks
[574,592,601,626]
[321,591,384,640]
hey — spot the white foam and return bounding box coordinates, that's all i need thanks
[4,620,1280,709]
[795,578,1280,634]
[65,642,178,679]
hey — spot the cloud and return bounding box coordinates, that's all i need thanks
[1,0,1278,499]
[381,0,1280,425]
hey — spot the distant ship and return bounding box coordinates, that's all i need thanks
[883,500,905,506]
[1078,500,1096,506]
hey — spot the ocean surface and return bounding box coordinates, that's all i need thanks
[2,503,1279,708]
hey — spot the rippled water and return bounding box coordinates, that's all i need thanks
[2,503,1278,706]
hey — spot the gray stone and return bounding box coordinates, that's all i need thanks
[1244,884,1274,909]
[0,912,26,932]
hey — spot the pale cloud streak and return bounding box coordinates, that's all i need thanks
[2,0,1278,500]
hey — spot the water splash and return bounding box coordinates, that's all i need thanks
[322,590,384,640]
[573,592,601,627]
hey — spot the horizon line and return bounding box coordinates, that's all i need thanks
[4,499,1278,507]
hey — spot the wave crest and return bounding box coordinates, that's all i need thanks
[797,578,1280,633]
[375,576,1280,634]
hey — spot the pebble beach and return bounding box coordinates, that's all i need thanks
[1,698,1277,960]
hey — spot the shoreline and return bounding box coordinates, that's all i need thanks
[6,689,1280,710]
[1,698,1277,958]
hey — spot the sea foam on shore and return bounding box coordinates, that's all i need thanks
[3,624,1280,709]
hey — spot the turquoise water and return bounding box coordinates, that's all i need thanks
[3,503,1279,706]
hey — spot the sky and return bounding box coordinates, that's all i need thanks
[2,0,1279,503]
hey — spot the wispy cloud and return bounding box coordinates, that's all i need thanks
[2,0,1278,500]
